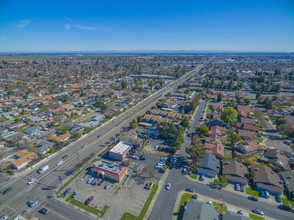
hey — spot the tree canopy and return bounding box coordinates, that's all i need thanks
[220,107,238,125]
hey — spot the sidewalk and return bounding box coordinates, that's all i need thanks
[173,190,276,220]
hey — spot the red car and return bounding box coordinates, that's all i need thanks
[85,196,94,205]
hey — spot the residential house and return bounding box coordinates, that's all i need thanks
[211,103,224,112]
[209,125,227,137]
[223,159,248,186]
[251,164,284,195]
[236,123,259,132]
[240,117,255,125]
[182,199,219,220]
[197,153,220,178]
[260,148,289,170]
[49,133,72,142]
[23,125,42,136]
[236,140,260,154]
[92,114,105,122]
[205,134,226,145]
[5,122,26,131]
[0,126,8,137]
[238,129,256,140]
[280,171,294,201]
[204,143,224,158]
[69,125,84,134]
[237,105,251,116]
[26,115,42,123]
[0,141,6,148]
[10,150,38,170]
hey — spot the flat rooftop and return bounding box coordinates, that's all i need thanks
[93,160,125,175]
[109,141,132,155]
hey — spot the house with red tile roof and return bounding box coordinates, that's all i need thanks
[204,143,224,158]
[209,125,227,137]
[238,129,256,140]
[236,140,260,154]
[236,123,259,131]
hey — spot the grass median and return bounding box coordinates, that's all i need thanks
[121,181,159,220]
[177,193,193,220]
[68,198,109,217]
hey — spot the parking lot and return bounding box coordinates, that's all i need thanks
[59,148,164,219]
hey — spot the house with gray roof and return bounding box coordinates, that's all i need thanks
[251,164,284,195]
[197,153,220,178]
[223,159,248,186]
[183,199,219,220]
[91,114,105,122]
[69,125,84,134]
[280,171,294,201]
[23,125,42,136]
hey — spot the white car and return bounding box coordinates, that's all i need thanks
[207,201,212,205]
[27,178,37,185]
[56,160,63,166]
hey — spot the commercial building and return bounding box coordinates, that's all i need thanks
[91,160,128,182]
[109,141,133,161]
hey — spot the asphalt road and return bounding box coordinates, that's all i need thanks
[0,63,207,220]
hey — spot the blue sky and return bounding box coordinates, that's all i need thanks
[0,0,294,52]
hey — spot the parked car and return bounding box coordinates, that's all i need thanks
[182,168,187,174]
[240,185,245,192]
[207,201,212,205]
[27,200,35,207]
[63,188,72,196]
[199,175,204,181]
[165,183,171,190]
[248,196,259,201]
[237,210,243,215]
[139,154,145,160]
[252,209,264,215]
[235,184,240,191]
[192,194,197,199]
[278,205,292,211]
[2,187,12,194]
[39,208,48,215]
[0,215,8,220]
[85,196,94,205]
[72,191,80,198]
[104,184,110,189]
[27,178,37,185]
[275,195,282,203]
[185,188,194,193]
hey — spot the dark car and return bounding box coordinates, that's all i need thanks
[2,187,12,194]
[278,205,292,211]
[85,196,94,205]
[185,188,194,193]
[199,175,204,181]
[62,154,68,159]
[248,196,259,201]
[98,180,104,186]
[192,194,197,199]
[139,154,145,160]
[275,195,282,203]
[39,208,48,215]
[63,188,72,196]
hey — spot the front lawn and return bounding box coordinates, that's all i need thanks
[212,201,227,214]
[249,213,264,220]
[188,173,197,180]
[177,193,193,220]
[245,186,260,197]
[282,196,294,206]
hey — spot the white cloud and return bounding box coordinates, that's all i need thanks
[16,19,32,28]
[63,17,98,30]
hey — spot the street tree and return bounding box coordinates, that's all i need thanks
[220,107,238,126]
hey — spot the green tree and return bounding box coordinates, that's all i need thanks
[263,97,273,109]
[244,97,251,105]
[220,107,238,125]
[217,93,222,102]
[186,135,205,171]
[137,115,143,123]
[121,81,128,89]
[196,126,209,137]
[73,132,82,139]
[129,119,137,129]
[180,117,190,129]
